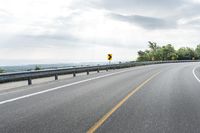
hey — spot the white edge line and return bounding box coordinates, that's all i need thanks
[0,69,132,105]
[193,66,200,83]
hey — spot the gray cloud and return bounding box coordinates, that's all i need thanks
[176,3,200,19]
[91,0,200,29]
[94,0,186,13]
[24,34,78,41]
[184,18,200,29]
[110,13,177,30]
[1,33,83,49]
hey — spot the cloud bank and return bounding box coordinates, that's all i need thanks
[0,0,200,65]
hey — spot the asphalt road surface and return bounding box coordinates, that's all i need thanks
[0,62,200,133]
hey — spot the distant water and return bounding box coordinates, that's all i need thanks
[0,62,109,73]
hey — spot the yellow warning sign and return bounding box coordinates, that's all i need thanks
[107,54,112,61]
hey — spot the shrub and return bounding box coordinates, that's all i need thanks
[35,65,42,70]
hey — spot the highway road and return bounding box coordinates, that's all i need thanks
[0,62,200,133]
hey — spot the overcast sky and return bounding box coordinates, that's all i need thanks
[0,0,200,65]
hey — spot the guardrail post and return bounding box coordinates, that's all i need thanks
[55,74,58,80]
[73,72,76,77]
[87,70,89,75]
[28,77,32,85]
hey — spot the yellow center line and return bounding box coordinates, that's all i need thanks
[87,71,160,133]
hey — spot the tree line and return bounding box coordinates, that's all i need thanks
[137,41,200,61]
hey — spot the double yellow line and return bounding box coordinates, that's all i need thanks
[87,72,160,133]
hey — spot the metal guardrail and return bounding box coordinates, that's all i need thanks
[0,60,199,85]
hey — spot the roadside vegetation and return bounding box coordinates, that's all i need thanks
[137,41,200,61]
[35,65,42,70]
[0,68,4,73]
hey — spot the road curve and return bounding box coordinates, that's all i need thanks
[0,62,200,133]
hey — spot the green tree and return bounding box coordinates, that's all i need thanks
[161,44,176,60]
[171,53,178,60]
[137,50,147,61]
[177,47,197,60]
[148,41,158,51]
[195,44,200,59]
[137,50,151,61]
[148,41,160,61]
[137,42,199,61]
[145,50,152,61]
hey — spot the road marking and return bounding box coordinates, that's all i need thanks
[193,66,200,83]
[87,72,160,133]
[0,69,136,105]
